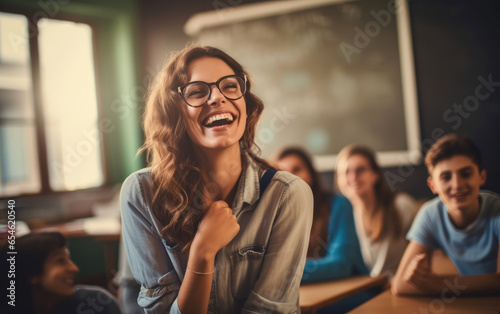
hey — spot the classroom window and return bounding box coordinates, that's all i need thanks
[0,12,104,197]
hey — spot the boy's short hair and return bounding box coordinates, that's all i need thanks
[425,134,483,174]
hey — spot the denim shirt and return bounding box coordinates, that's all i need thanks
[120,155,313,313]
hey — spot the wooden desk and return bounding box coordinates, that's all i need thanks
[299,275,388,314]
[350,290,500,314]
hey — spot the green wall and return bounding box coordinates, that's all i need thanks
[1,0,145,284]
[1,0,145,184]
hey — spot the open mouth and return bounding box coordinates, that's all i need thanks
[203,112,235,128]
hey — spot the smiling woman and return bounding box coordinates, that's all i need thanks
[181,57,248,151]
[120,46,313,313]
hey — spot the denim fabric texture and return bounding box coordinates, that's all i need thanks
[120,155,313,313]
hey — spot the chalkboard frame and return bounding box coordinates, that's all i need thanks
[184,0,420,170]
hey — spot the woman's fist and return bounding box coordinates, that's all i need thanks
[192,201,240,257]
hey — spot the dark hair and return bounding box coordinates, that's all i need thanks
[425,133,483,174]
[277,147,330,196]
[276,147,330,257]
[141,45,268,255]
[0,232,67,313]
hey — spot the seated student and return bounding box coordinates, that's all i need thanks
[276,147,368,283]
[336,145,419,278]
[0,232,122,314]
[392,134,500,296]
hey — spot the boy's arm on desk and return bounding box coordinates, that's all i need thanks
[392,241,500,296]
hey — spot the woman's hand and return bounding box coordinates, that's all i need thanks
[180,201,239,314]
[191,200,240,259]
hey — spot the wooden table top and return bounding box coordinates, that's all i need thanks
[299,275,388,313]
[350,290,500,314]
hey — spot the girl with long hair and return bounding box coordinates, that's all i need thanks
[276,147,367,284]
[336,145,418,277]
[120,46,313,313]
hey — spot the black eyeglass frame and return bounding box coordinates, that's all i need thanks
[177,74,247,107]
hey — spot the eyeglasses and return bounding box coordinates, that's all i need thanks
[177,75,247,107]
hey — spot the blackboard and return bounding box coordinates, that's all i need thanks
[184,0,420,170]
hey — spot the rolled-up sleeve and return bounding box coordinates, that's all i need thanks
[120,172,182,314]
[242,178,313,313]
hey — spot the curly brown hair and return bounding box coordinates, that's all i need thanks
[141,46,267,255]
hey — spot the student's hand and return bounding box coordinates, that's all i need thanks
[192,200,240,258]
[403,253,440,294]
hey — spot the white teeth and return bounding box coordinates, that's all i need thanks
[205,113,234,126]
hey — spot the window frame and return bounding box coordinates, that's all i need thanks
[0,8,108,197]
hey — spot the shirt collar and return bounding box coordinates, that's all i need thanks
[232,154,262,216]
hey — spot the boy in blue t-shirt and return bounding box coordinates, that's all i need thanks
[392,134,500,296]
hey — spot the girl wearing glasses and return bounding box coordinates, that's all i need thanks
[120,46,313,313]
[336,145,419,279]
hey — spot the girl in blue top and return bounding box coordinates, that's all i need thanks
[276,147,368,283]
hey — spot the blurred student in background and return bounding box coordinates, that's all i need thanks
[0,232,121,314]
[336,145,419,278]
[276,147,368,283]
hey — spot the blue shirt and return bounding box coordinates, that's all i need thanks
[302,194,368,284]
[407,191,500,276]
[120,155,313,313]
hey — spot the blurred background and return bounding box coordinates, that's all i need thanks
[0,0,499,288]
